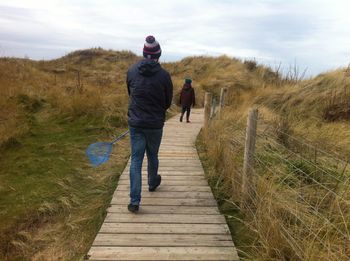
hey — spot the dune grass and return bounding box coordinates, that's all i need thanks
[195,63,350,260]
[0,106,130,260]
[0,50,135,260]
[2,49,350,260]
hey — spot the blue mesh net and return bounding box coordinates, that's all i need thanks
[86,142,113,167]
[86,131,129,167]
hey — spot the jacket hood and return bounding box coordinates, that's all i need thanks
[138,59,161,76]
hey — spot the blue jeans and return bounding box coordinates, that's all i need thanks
[129,127,163,205]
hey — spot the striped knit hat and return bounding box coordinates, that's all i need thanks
[143,35,162,59]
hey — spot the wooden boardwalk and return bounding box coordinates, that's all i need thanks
[87,109,239,261]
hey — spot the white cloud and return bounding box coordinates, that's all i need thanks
[0,0,349,75]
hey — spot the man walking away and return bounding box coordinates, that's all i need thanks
[179,78,196,123]
[126,35,173,213]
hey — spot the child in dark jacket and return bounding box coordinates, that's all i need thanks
[179,78,195,123]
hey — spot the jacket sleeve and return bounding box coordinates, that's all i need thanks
[192,88,196,107]
[164,72,173,109]
[126,70,131,96]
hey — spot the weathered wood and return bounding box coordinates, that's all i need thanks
[124,166,203,171]
[210,97,217,118]
[118,175,206,181]
[218,87,228,115]
[122,169,205,175]
[118,179,208,186]
[88,246,239,260]
[93,234,234,247]
[121,171,205,176]
[204,92,212,133]
[107,205,220,215]
[99,223,229,234]
[116,185,211,192]
[113,191,214,199]
[126,161,203,167]
[87,109,238,261]
[123,167,204,173]
[111,197,217,206]
[157,153,199,157]
[104,213,227,224]
[242,107,258,207]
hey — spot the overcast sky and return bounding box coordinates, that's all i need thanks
[0,0,349,76]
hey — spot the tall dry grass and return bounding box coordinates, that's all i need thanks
[199,64,350,260]
[0,49,135,259]
[0,49,136,145]
[2,49,350,260]
[201,106,350,260]
[0,58,43,144]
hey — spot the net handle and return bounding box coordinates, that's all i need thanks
[111,130,129,144]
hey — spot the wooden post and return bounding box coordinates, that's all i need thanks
[210,97,216,119]
[241,107,258,207]
[218,87,227,115]
[204,92,212,134]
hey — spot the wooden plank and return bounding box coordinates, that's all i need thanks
[156,171,204,175]
[122,167,204,172]
[87,246,239,261]
[160,144,194,147]
[158,151,198,154]
[128,158,201,161]
[125,162,203,168]
[107,205,220,215]
[92,234,234,247]
[157,168,204,172]
[116,185,211,192]
[162,136,197,138]
[113,191,214,199]
[87,109,239,261]
[157,160,201,163]
[159,147,197,150]
[118,175,206,181]
[104,213,226,224]
[123,167,203,171]
[161,137,196,139]
[158,153,199,157]
[121,171,205,176]
[157,153,198,157]
[159,140,196,142]
[119,173,205,178]
[99,223,230,234]
[158,154,198,157]
[111,197,217,206]
[118,179,208,186]
[162,133,199,135]
[162,136,195,138]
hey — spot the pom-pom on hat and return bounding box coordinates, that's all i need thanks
[143,35,161,59]
[185,78,192,84]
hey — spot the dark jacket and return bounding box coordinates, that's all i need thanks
[179,83,195,107]
[126,59,173,129]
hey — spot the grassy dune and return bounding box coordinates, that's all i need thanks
[1,49,350,260]
[191,58,350,260]
[0,49,134,260]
